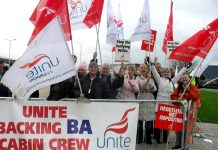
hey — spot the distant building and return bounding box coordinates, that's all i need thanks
[0,57,16,73]
[202,65,218,83]
[0,57,16,65]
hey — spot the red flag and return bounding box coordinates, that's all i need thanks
[197,19,218,58]
[162,1,173,54]
[141,30,157,52]
[29,0,72,45]
[83,0,104,28]
[169,18,218,62]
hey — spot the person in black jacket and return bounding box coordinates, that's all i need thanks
[100,63,124,99]
[73,62,113,99]
[47,55,77,101]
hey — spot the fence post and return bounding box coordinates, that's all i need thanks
[184,100,193,149]
[180,101,187,150]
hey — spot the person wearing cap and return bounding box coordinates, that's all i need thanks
[100,63,124,99]
[73,62,113,99]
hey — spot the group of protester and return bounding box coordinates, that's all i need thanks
[46,54,200,149]
[0,53,201,149]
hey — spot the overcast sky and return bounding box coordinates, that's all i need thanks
[0,0,217,66]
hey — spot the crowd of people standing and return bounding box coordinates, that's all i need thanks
[0,54,201,149]
[45,54,200,149]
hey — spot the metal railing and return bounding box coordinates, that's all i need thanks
[0,97,191,150]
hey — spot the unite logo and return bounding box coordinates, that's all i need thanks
[113,19,123,28]
[20,54,59,82]
[97,107,135,149]
[69,0,82,10]
[69,0,87,15]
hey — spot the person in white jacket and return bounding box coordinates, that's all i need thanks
[151,56,187,143]
[136,64,157,144]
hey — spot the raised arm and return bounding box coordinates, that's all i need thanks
[172,67,187,84]
[151,65,161,85]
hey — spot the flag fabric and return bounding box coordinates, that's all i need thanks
[1,17,76,100]
[141,29,157,52]
[106,2,124,52]
[169,18,218,62]
[130,0,151,42]
[190,41,218,77]
[111,4,124,52]
[83,0,104,28]
[29,0,72,44]
[106,0,117,45]
[162,1,173,54]
[68,0,92,30]
[197,18,218,58]
[116,4,124,40]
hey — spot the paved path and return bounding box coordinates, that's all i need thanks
[136,123,218,150]
[200,88,218,93]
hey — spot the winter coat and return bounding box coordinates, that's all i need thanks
[73,73,113,99]
[137,75,157,121]
[117,75,139,99]
[171,84,200,106]
[0,83,11,97]
[47,79,71,101]
[151,66,187,111]
[100,74,124,99]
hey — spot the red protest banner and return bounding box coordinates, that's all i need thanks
[141,30,157,52]
[154,103,183,132]
[187,106,197,144]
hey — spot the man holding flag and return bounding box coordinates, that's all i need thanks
[1,0,76,100]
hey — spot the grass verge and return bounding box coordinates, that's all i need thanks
[198,90,218,124]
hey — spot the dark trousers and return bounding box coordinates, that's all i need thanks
[137,120,143,143]
[137,120,153,143]
[154,128,168,143]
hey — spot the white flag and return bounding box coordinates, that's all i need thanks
[130,0,151,42]
[106,0,117,45]
[190,40,218,77]
[116,4,124,40]
[1,17,76,99]
[68,0,92,30]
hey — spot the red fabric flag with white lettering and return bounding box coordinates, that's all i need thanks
[83,0,104,28]
[29,0,72,45]
[162,1,173,54]
[169,18,218,62]
[141,29,157,52]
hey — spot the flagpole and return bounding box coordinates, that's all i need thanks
[202,76,218,87]
[95,23,102,66]
[64,5,84,101]
[148,41,152,75]
[154,42,157,57]
[175,57,204,149]
[112,51,114,65]
[179,59,204,100]
[164,54,167,68]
